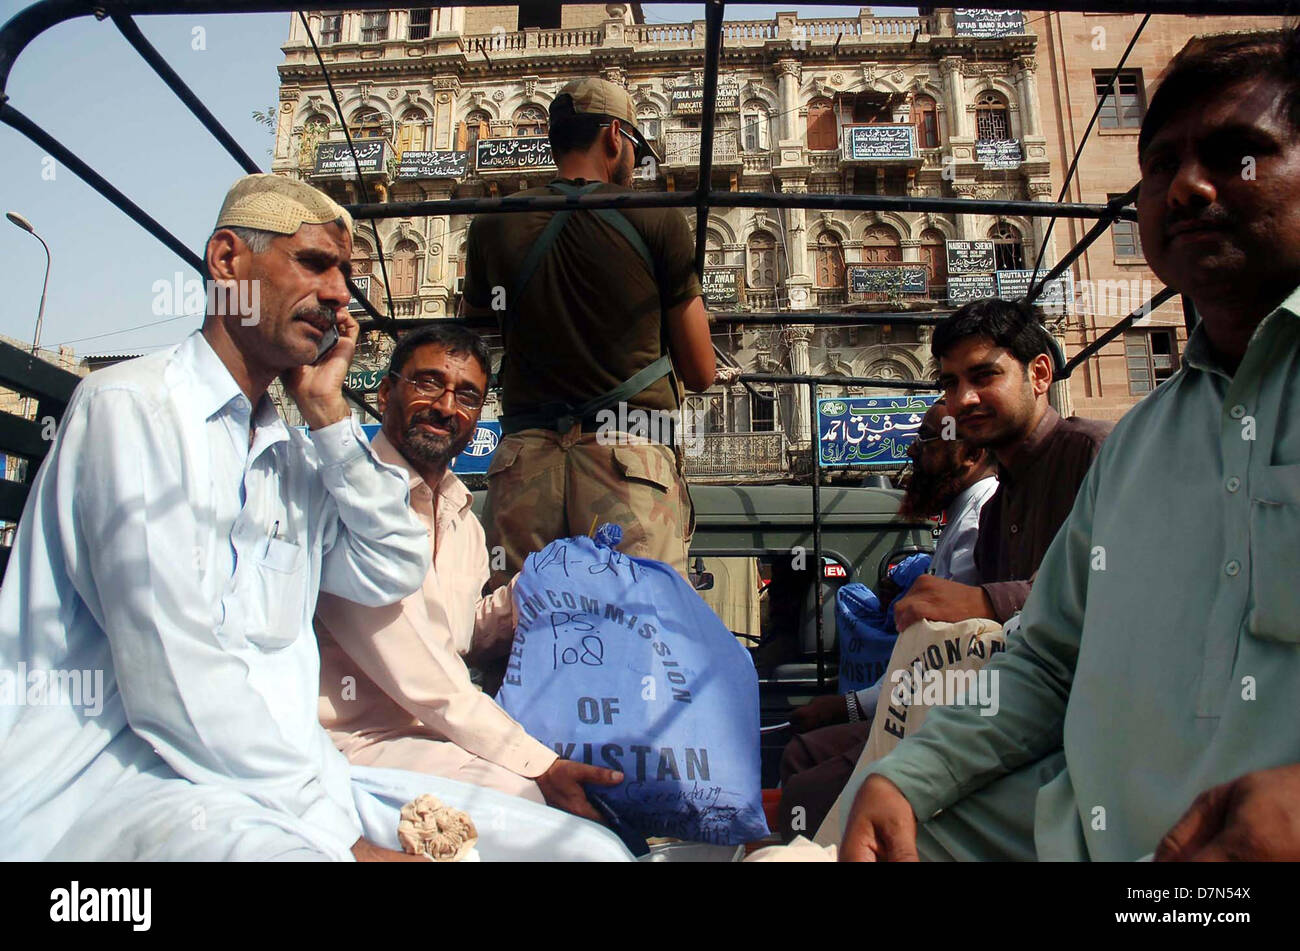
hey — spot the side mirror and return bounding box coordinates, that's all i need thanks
[691,571,715,592]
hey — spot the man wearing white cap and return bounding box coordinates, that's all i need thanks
[0,174,634,861]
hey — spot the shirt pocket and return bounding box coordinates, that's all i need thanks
[1247,463,1300,644]
[245,536,309,651]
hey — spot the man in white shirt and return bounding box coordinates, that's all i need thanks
[0,174,440,861]
[776,400,996,839]
[316,325,623,822]
[0,175,634,863]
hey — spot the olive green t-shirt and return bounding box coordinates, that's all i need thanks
[463,178,703,417]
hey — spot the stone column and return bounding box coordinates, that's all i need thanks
[952,183,978,240]
[775,59,801,142]
[941,57,967,139]
[779,188,812,306]
[1027,182,1056,263]
[1016,56,1042,138]
[783,326,813,445]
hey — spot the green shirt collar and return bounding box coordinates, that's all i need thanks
[1182,283,1300,379]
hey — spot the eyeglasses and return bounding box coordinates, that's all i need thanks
[390,372,485,411]
[600,121,650,162]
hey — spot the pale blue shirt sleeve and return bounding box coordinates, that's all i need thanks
[61,388,364,853]
[864,461,1097,819]
[311,418,430,607]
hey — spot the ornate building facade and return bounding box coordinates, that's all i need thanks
[272,6,1057,479]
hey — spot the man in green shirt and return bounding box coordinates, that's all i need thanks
[841,28,1300,862]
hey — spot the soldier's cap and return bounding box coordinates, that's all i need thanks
[549,77,660,165]
[214,173,354,238]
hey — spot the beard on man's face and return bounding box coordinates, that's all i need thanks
[400,406,473,469]
[897,459,966,520]
[613,139,636,187]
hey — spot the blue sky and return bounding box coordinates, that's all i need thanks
[0,3,913,356]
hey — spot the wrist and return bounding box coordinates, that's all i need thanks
[299,397,350,431]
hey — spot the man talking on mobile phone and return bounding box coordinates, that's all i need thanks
[0,174,440,860]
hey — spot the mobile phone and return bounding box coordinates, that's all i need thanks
[312,323,340,364]
[589,793,649,857]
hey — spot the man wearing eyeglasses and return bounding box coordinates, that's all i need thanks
[314,325,623,823]
[460,78,715,610]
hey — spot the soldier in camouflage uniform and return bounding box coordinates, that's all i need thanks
[460,78,715,591]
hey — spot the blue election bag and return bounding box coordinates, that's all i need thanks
[837,553,933,693]
[883,552,933,633]
[835,585,890,694]
[496,526,770,845]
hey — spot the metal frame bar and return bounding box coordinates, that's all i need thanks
[3,0,1287,686]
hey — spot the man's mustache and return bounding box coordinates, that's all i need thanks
[293,305,336,332]
[1164,205,1233,237]
[409,410,458,433]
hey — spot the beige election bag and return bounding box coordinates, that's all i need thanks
[813,616,1012,846]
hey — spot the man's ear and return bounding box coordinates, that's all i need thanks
[376,376,391,416]
[206,228,243,283]
[605,120,623,158]
[1029,352,1054,397]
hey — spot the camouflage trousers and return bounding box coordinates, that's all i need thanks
[482,423,694,592]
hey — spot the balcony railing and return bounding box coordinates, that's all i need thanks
[815,288,848,308]
[663,130,740,167]
[721,20,779,40]
[741,151,772,174]
[808,150,840,172]
[628,22,696,46]
[684,431,787,482]
[455,15,931,57]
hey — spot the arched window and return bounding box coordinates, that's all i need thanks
[747,231,777,289]
[975,91,1010,141]
[395,108,427,157]
[351,239,374,277]
[299,113,330,168]
[513,105,548,137]
[459,109,491,153]
[914,94,939,148]
[391,239,420,297]
[815,232,846,288]
[990,222,1025,270]
[350,108,391,140]
[636,104,661,144]
[919,228,948,298]
[705,228,724,268]
[861,224,903,264]
[807,98,836,151]
[742,99,770,152]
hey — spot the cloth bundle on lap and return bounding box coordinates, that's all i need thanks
[837,553,933,693]
[497,526,769,845]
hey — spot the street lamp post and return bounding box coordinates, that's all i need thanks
[6,211,52,356]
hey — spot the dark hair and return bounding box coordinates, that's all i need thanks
[548,113,608,160]
[387,324,491,380]
[1139,27,1300,158]
[930,297,1053,376]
